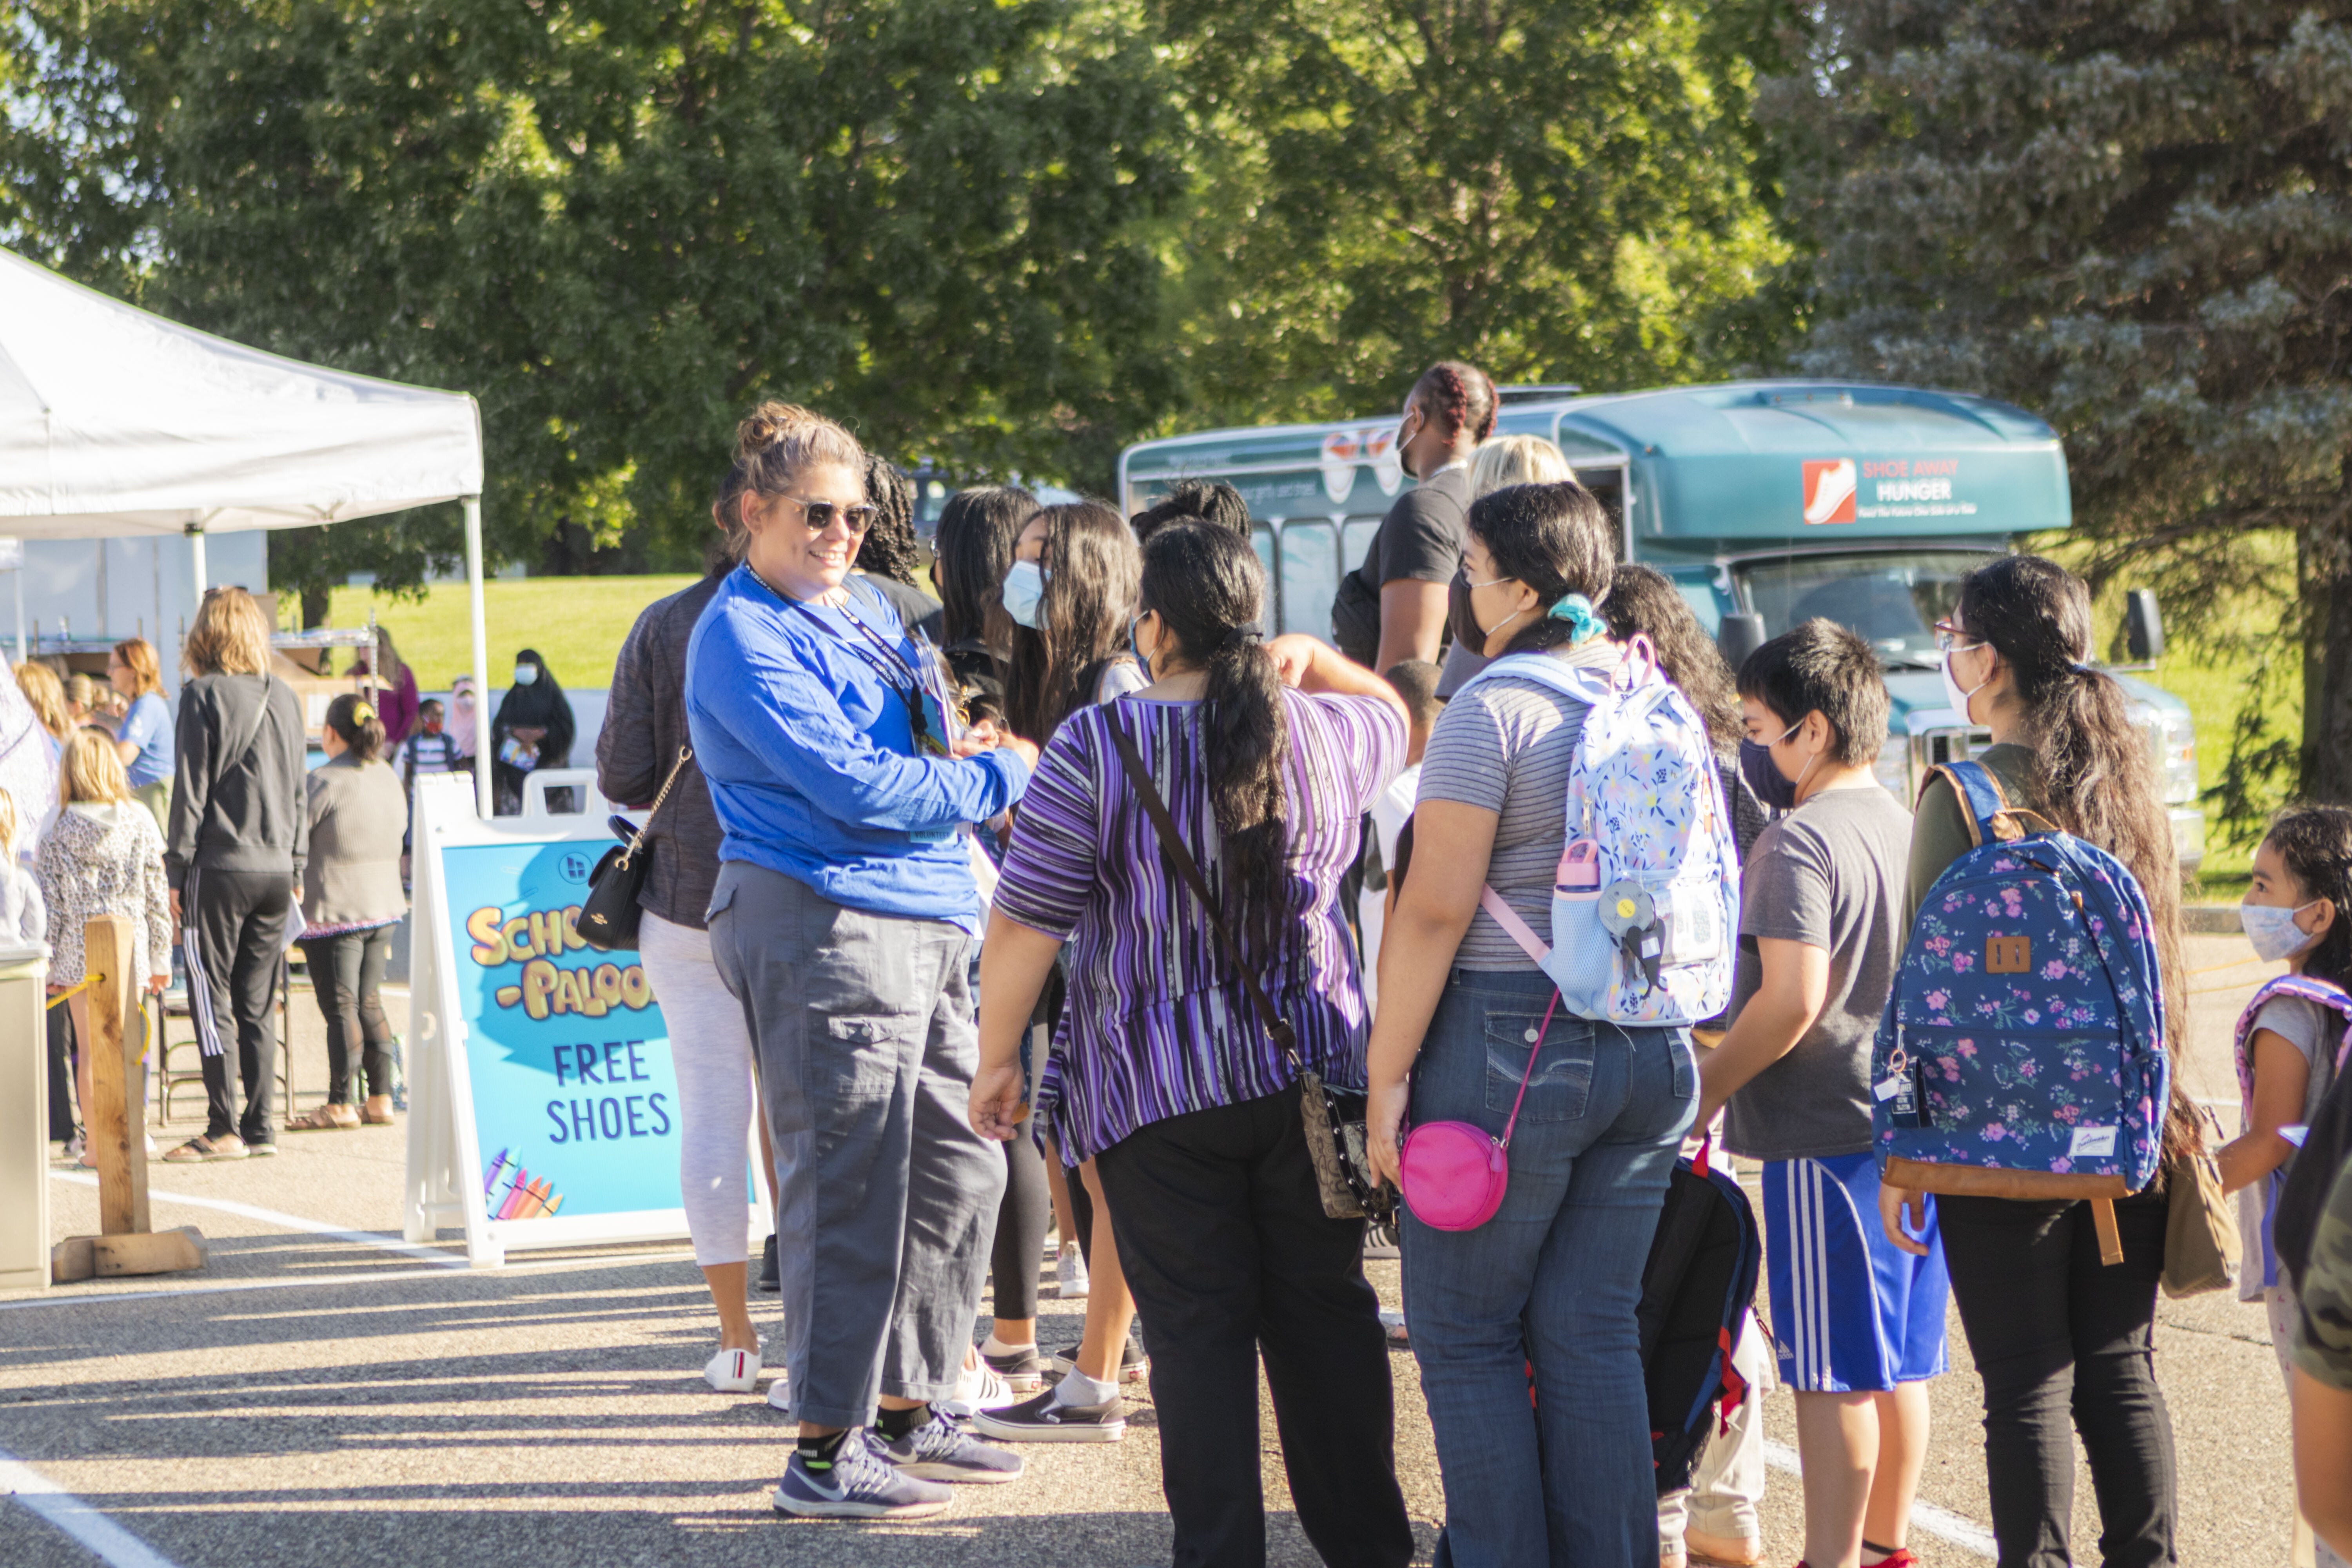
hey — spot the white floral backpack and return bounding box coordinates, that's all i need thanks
[1457,644,1739,1025]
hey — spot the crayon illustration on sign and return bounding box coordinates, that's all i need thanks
[440,841,721,1222]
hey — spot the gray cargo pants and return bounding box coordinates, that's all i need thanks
[707,860,1005,1429]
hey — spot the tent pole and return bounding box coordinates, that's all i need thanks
[185,523,207,612]
[462,495,492,817]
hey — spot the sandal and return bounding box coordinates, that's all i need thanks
[162,1134,247,1163]
[360,1096,397,1126]
[285,1105,361,1132]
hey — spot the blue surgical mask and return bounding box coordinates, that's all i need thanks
[511,664,539,686]
[2243,898,2321,963]
[1737,719,1815,812]
[1001,560,1048,629]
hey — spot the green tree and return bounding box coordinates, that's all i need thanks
[1149,0,1794,423]
[2,0,1182,607]
[1771,1,2352,824]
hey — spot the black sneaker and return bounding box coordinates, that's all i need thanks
[1363,1219,1401,1259]
[756,1234,779,1293]
[969,1385,1126,1444]
[982,1345,1051,1392]
[1047,1332,1147,1384]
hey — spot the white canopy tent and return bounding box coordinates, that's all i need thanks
[0,244,494,811]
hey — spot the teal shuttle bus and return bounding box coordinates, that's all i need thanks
[1117,379,2203,872]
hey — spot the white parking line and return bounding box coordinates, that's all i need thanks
[49,1171,463,1267]
[0,1448,181,1568]
[0,1248,699,1314]
[1763,1439,1998,1559]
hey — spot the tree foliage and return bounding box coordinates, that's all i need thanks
[1151,0,1793,423]
[1,0,1182,607]
[1771,0,2352,822]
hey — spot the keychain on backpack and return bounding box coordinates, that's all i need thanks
[1598,879,1664,993]
[1877,1037,1932,1130]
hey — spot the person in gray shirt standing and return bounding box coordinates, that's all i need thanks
[1695,618,1944,1568]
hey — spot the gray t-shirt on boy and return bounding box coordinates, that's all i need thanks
[1724,783,1913,1162]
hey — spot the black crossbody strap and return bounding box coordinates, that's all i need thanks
[1105,722,1298,1058]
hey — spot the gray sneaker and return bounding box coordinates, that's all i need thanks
[970,1385,1127,1444]
[870,1414,1026,1483]
[771,1435,951,1519]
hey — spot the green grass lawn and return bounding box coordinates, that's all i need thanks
[310,576,700,693]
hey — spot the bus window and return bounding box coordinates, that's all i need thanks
[1342,518,1381,576]
[1252,526,1279,632]
[1279,521,1339,640]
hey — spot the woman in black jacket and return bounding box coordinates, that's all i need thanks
[164,586,308,1161]
[490,648,575,815]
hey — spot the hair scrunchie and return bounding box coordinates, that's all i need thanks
[1546,592,1606,646]
[350,702,377,724]
[1221,626,1263,654]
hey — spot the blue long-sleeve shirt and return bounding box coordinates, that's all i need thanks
[685,565,1027,929]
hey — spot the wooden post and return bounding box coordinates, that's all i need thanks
[82,914,148,1237]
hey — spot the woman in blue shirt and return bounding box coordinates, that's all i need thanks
[109,639,174,836]
[686,401,1037,1522]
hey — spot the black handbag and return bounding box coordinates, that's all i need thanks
[579,746,691,952]
[1106,724,1396,1222]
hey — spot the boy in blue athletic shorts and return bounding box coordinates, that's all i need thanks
[1695,619,1947,1568]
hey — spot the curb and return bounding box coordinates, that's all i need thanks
[2183,905,2241,935]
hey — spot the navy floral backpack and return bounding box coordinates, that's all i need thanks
[1871,760,2169,1255]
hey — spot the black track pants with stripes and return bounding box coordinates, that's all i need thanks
[185,867,294,1145]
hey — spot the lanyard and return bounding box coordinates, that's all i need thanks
[750,568,938,751]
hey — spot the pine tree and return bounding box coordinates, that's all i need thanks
[1771,0,2352,815]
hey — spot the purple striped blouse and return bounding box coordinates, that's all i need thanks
[995,690,1405,1164]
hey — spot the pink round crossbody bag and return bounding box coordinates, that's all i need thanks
[1397,988,1559,1232]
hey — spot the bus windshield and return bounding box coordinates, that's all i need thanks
[1737,551,1995,670]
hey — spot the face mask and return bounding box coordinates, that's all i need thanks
[1130,613,1154,675]
[1738,719,1817,812]
[511,664,539,686]
[1463,570,1527,642]
[1941,643,1988,724]
[2243,898,2322,963]
[1001,560,1048,629]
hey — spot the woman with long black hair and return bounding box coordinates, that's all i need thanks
[983,499,1149,1413]
[972,519,1414,1564]
[490,649,575,815]
[1883,554,2189,1568]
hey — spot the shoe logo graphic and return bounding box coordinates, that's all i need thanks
[1802,458,1858,525]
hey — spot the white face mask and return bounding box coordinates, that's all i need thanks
[2243,898,2323,963]
[1001,560,1048,630]
[1941,643,1989,724]
[511,664,539,686]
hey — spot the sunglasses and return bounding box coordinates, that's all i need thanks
[775,495,879,535]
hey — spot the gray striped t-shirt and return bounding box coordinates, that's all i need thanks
[1416,642,1619,969]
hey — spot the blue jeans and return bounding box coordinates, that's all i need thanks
[1401,967,1697,1568]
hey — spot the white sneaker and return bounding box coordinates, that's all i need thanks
[766,1371,793,1416]
[705,1346,761,1393]
[938,1359,1022,1417]
[1056,1244,1089,1299]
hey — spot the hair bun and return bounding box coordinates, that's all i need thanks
[735,401,825,459]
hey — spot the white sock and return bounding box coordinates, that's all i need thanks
[1052,1368,1118,1407]
[980,1332,1032,1358]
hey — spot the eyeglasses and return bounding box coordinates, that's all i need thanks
[775,495,879,536]
[1932,618,1982,653]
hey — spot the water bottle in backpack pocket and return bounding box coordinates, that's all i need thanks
[1871,760,2170,1205]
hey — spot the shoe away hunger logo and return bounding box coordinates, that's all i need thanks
[1802,458,1858,526]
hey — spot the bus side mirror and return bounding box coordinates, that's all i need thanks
[2124,590,2165,662]
[1718,613,1767,672]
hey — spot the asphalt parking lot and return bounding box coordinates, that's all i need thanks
[0,934,2315,1566]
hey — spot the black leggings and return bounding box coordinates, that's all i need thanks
[991,1128,1051,1320]
[187,868,293,1144]
[1938,1192,2177,1568]
[299,925,394,1103]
